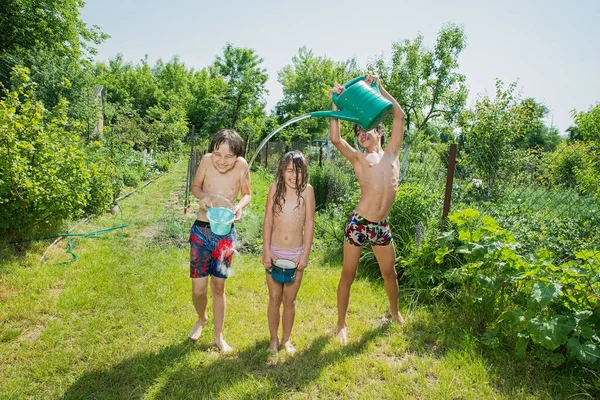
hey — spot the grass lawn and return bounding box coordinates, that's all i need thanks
[0,160,595,399]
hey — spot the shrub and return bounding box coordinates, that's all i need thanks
[310,158,354,210]
[0,67,91,232]
[389,183,440,257]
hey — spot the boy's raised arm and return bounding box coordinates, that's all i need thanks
[368,75,405,156]
[329,84,359,163]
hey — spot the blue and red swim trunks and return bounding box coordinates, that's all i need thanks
[189,220,237,279]
[344,209,393,246]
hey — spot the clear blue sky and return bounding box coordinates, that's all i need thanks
[81,0,600,133]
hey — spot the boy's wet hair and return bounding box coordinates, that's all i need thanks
[273,151,309,215]
[210,129,245,157]
[353,124,386,146]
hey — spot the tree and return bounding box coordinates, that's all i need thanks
[573,103,600,144]
[214,43,268,134]
[0,0,107,129]
[275,47,360,143]
[566,125,583,142]
[379,23,468,136]
[459,80,520,196]
[572,104,600,199]
[186,66,228,140]
[510,98,561,151]
[368,23,468,180]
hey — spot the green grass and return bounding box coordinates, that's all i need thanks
[0,160,596,399]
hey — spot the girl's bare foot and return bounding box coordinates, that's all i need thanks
[282,340,296,355]
[214,337,233,353]
[268,340,279,354]
[335,326,348,345]
[189,318,207,341]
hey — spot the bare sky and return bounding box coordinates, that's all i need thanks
[81,0,600,133]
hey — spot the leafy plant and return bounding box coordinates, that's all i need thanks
[431,209,600,368]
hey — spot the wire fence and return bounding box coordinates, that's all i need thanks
[185,132,599,264]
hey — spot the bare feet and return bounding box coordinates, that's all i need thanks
[268,340,279,354]
[189,318,207,341]
[335,326,348,345]
[214,337,233,353]
[282,340,296,355]
[391,311,406,325]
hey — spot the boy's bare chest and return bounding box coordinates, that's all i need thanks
[203,172,240,200]
[357,154,399,179]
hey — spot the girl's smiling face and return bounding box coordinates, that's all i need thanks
[284,161,301,189]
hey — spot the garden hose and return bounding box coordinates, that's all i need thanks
[8,201,129,264]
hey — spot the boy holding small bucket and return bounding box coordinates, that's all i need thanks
[262,151,315,354]
[188,129,251,352]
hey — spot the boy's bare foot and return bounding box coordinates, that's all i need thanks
[335,327,348,345]
[189,318,207,341]
[282,340,296,355]
[268,340,279,354]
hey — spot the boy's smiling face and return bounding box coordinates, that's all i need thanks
[212,142,237,173]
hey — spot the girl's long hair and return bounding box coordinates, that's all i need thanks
[273,151,308,215]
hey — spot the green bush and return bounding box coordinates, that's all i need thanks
[0,67,91,232]
[83,141,114,214]
[538,141,588,189]
[388,183,440,257]
[310,158,355,210]
[312,205,346,262]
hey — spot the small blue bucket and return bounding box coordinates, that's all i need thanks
[271,259,297,283]
[206,207,234,236]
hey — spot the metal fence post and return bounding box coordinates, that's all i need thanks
[442,143,457,220]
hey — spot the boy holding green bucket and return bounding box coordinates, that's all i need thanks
[262,151,315,355]
[329,75,406,345]
[188,129,251,352]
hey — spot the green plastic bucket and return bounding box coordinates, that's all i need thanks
[270,259,297,283]
[206,207,234,236]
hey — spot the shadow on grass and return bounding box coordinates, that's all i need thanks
[62,340,196,399]
[63,325,390,399]
[158,324,390,398]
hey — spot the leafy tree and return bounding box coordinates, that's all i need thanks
[94,55,190,153]
[186,66,228,140]
[0,0,107,131]
[458,80,520,196]
[368,23,468,179]
[214,43,268,135]
[378,23,468,136]
[275,47,360,143]
[573,103,600,143]
[510,98,561,151]
[566,125,583,142]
